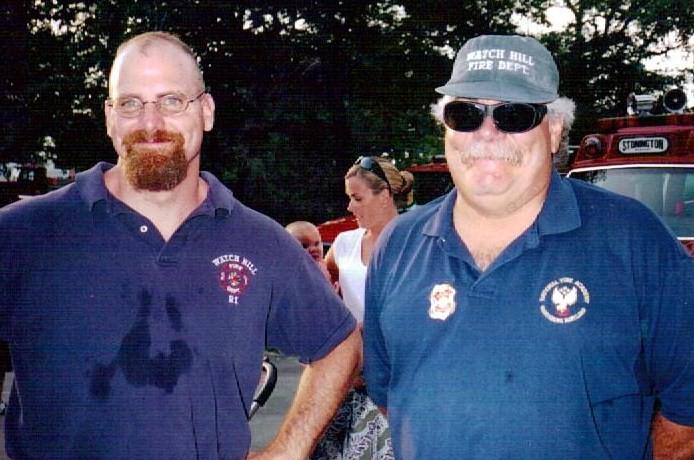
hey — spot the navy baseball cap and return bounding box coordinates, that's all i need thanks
[436,35,559,104]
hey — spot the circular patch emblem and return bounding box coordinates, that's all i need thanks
[219,262,250,296]
[539,277,590,324]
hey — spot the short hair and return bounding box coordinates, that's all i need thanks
[547,97,576,167]
[285,220,320,236]
[109,31,205,95]
[346,157,415,209]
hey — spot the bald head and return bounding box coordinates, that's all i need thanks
[286,221,324,262]
[286,220,318,235]
[108,32,205,98]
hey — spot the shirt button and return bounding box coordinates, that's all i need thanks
[140,225,148,233]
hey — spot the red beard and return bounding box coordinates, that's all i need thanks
[122,130,187,191]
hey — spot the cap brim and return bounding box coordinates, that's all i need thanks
[435,81,557,104]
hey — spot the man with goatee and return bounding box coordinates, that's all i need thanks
[0,31,359,460]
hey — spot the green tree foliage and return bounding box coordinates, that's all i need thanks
[1,0,31,166]
[532,0,694,140]
[1,0,692,223]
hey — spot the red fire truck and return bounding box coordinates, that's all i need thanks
[566,88,694,255]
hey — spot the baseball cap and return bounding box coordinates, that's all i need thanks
[436,35,559,104]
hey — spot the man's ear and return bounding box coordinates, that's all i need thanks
[104,100,114,138]
[548,115,563,154]
[202,93,215,132]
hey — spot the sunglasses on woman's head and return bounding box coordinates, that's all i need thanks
[443,101,548,134]
[354,156,391,192]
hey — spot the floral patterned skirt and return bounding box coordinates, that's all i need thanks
[311,387,394,460]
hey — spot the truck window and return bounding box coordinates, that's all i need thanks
[570,167,694,238]
[684,174,694,202]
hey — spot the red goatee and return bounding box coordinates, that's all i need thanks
[122,130,187,191]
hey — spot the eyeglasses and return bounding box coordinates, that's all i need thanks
[107,90,206,118]
[443,101,547,134]
[354,156,391,193]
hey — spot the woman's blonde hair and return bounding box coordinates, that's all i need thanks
[346,157,415,209]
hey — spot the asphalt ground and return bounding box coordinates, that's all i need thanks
[0,354,304,458]
[249,354,303,451]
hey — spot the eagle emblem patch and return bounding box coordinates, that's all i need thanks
[539,277,589,324]
[428,283,457,321]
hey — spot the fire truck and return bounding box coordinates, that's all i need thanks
[317,159,452,246]
[566,88,694,255]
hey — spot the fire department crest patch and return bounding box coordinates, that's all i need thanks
[212,254,258,304]
[539,277,590,324]
[428,283,457,321]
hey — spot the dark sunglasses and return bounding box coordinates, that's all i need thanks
[443,101,547,134]
[354,156,391,192]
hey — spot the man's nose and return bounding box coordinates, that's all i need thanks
[473,112,505,140]
[140,102,166,131]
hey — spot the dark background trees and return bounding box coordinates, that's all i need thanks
[1,0,692,224]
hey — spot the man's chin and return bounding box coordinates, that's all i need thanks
[124,152,189,191]
[130,171,188,192]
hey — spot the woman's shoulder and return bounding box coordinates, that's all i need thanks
[334,227,366,244]
[333,227,365,254]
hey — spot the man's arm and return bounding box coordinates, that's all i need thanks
[652,412,694,459]
[249,327,361,460]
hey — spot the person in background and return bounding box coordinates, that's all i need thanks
[0,341,10,415]
[286,220,332,282]
[0,31,360,460]
[363,34,694,459]
[313,156,413,460]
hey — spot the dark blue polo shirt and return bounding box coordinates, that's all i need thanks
[0,162,356,459]
[364,171,694,459]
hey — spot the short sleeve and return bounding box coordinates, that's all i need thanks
[641,242,694,425]
[265,231,356,364]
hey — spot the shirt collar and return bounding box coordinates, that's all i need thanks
[423,169,581,239]
[74,162,112,211]
[198,171,236,217]
[75,161,236,217]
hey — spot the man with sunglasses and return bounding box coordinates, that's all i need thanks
[0,31,360,459]
[363,34,694,459]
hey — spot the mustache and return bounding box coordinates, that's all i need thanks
[456,140,523,166]
[122,129,184,147]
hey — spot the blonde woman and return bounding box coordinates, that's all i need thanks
[313,156,413,460]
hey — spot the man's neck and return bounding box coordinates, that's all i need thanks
[104,165,208,241]
[453,191,547,271]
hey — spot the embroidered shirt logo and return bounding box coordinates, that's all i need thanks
[539,277,590,324]
[212,254,258,305]
[428,283,457,321]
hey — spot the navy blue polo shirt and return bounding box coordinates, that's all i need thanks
[364,171,694,459]
[0,162,356,459]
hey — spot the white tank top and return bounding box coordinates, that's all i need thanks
[332,228,367,322]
